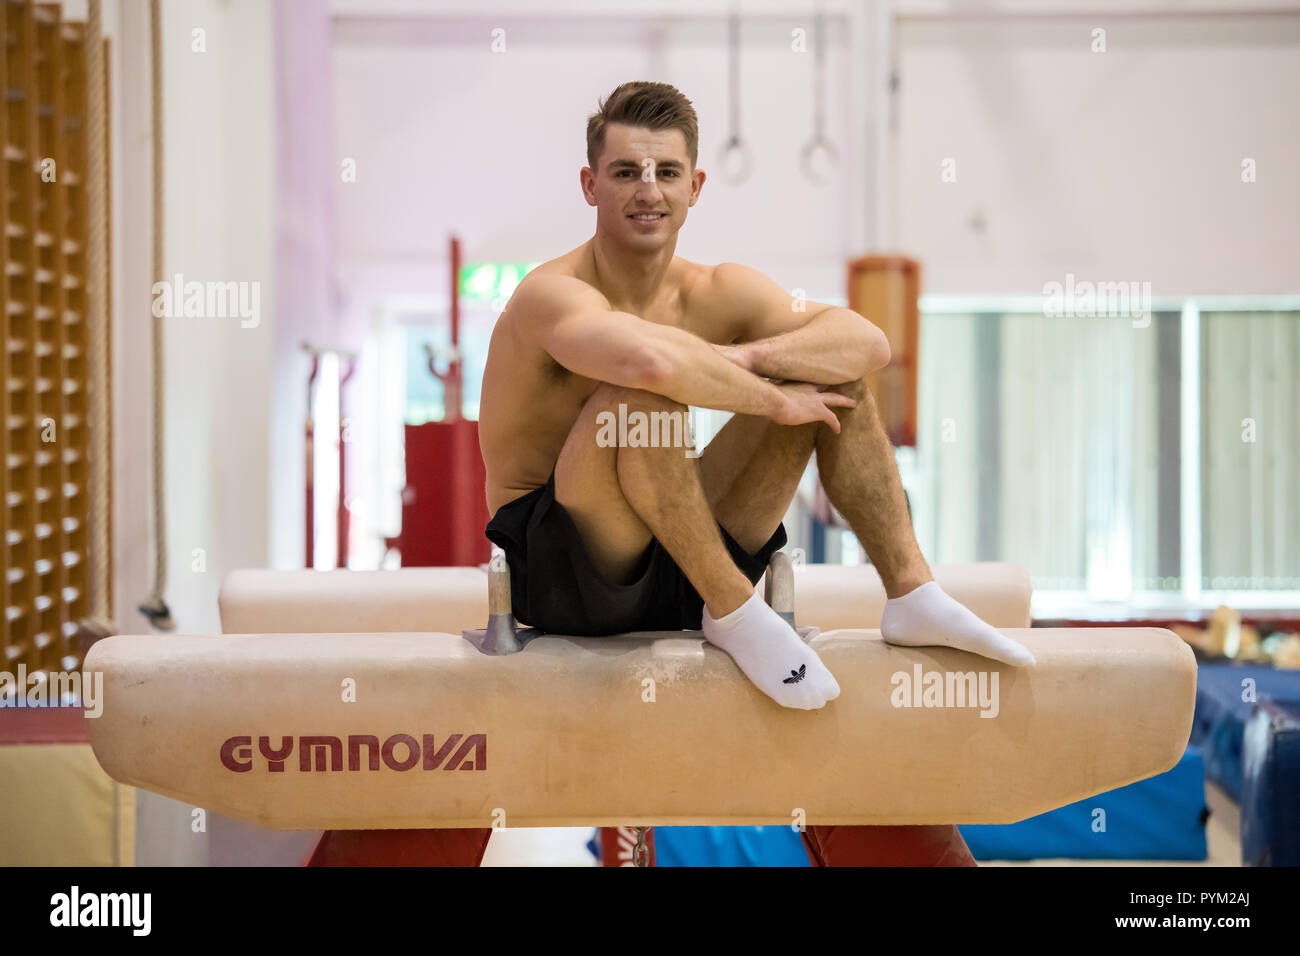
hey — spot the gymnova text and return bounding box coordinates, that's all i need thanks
[890,664,999,718]
[151,273,260,328]
[220,732,487,772]
[50,887,150,936]
[0,664,102,718]
[595,402,700,456]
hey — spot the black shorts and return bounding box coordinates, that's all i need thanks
[484,469,787,636]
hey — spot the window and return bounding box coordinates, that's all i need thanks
[1200,310,1300,592]
[908,298,1299,607]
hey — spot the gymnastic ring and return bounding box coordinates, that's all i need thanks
[800,137,839,185]
[718,136,753,185]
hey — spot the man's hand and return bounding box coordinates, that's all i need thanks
[713,345,856,431]
[771,381,857,434]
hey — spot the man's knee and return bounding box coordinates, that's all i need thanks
[584,383,695,458]
[819,378,874,437]
[827,377,869,402]
[565,383,680,449]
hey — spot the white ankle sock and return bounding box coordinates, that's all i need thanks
[702,592,841,710]
[881,581,1035,666]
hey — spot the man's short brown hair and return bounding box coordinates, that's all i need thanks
[586,81,699,173]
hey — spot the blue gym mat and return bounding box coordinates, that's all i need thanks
[1189,663,1300,802]
[643,747,1207,865]
[958,746,1207,860]
[1241,698,1300,866]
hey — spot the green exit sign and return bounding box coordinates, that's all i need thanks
[459,262,539,302]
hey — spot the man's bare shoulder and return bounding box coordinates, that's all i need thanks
[499,250,609,336]
[513,268,610,310]
[691,260,775,301]
[679,260,777,339]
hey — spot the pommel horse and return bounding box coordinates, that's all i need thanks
[86,556,1196,866]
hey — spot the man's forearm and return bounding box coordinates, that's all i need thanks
[744,308,887,384]
[643,325,784,417]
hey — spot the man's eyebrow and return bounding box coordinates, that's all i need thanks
[608,158,685,170]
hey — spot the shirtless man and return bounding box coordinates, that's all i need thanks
[479,81,1033,713]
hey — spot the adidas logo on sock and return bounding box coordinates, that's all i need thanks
[782,664,806,684]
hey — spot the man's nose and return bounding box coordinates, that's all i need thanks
[634,174,664,202]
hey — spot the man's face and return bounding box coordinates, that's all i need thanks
[581,123,705,249]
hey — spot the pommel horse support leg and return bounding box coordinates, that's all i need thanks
[460,552,539,655]
[87,549,1197,867]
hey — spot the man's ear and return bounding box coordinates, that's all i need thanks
[580,166,597,207]
[688,167,706,207]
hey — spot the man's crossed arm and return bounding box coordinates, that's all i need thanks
[704,262,890,385]
[509,265,890,432]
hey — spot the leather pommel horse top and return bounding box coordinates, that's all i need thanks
[85,617,1195,830]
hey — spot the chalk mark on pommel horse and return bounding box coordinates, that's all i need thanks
[462,549,812,656]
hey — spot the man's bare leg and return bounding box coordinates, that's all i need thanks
[668,377,1030,667]
[555,383,752,615]
[555,383,838,708]
[696,411,820,554]
[814,378,1034,666]
[811,379,931,597]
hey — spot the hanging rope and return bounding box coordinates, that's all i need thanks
[718,11,752,185]
[800,5,838,184]
[77,0,115,644]
[138,0,174,630]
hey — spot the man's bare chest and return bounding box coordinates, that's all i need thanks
[635,299,727,344]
